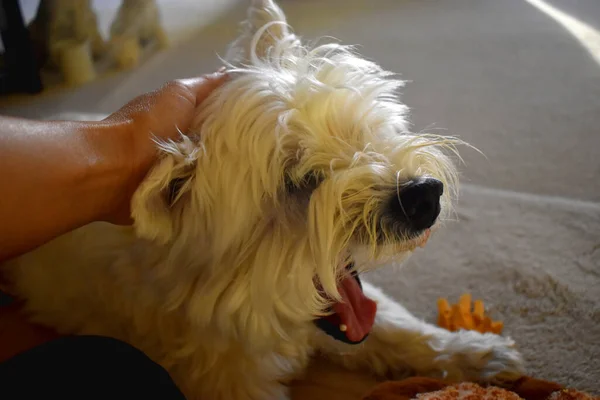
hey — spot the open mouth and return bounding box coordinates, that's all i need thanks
[314,229,432,345]
[314,265,377,344]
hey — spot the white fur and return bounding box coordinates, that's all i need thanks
[2,1,524,399]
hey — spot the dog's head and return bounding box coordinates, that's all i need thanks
[132,0,462,348]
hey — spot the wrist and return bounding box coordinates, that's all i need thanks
[0,116,135,261]
[76,119,134,223]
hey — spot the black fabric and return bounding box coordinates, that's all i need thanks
[0,335,186,399]
[0,290,13,306]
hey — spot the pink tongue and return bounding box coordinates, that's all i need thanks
[326,276,378,342]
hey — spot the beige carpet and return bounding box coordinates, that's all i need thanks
[1,0,599,397]
[290,185,600,399]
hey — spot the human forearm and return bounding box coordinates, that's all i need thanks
[0,73,227,263]
[0,116,128,262]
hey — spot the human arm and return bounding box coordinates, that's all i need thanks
[0,72,227,263]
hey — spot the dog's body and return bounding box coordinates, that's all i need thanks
[2,1,524,399]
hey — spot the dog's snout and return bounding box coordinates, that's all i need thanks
[392,177,443,232]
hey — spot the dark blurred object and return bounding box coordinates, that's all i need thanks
[0,290,12,306]
[0,0,43,95]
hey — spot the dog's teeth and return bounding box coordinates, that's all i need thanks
[339,324,347,332]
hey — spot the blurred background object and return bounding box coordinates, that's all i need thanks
[0,0,240,91]
[0,0,43,94]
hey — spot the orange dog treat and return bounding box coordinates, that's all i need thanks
[436,294,504,334]
[491,320,504,335]
[472,299,485,325]
[436,298,452,329]
[456,294,475,330]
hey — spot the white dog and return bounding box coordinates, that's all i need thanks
[2,1,524,399]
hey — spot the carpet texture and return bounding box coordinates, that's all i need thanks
[289,185,600,399]
[0,0,598,398]
[380,184,600,393]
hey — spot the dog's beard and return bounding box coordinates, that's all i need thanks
[287,166,447,345]
[311,227,433,345]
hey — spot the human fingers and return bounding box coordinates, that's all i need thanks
[175,69,229,107]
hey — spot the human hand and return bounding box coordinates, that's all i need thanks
[0,71,228,357]
[97,70,228,224]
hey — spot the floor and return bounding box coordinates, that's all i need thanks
[1,0,598,397]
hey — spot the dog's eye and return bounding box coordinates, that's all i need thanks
[285,171,323,194]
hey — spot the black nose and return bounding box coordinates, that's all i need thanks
[391,177,444,232]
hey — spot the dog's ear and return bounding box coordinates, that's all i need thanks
[131,136,199,244]
[226,0,294,64]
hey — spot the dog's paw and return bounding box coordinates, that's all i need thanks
[426,330,525,383]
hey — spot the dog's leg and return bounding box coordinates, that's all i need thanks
[316,281,525,382]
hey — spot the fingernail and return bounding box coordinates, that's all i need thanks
[218,66,226,73]
[209,69,230,82]
[208,70,227,79]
